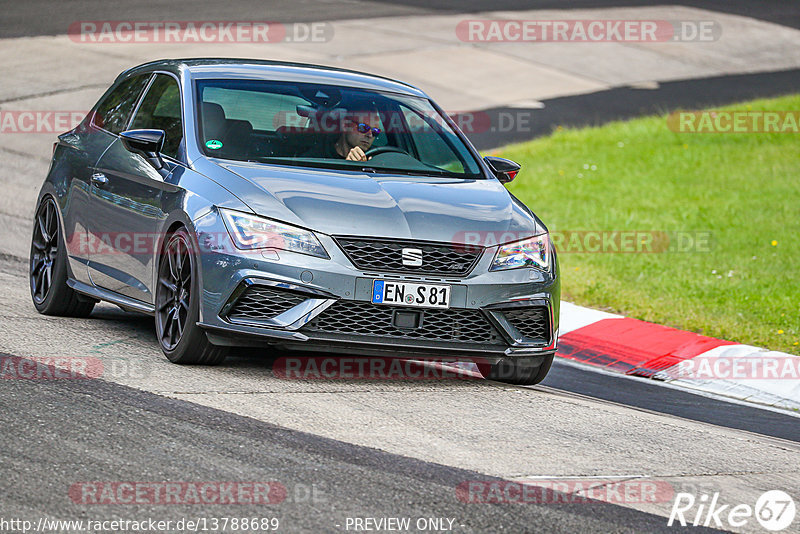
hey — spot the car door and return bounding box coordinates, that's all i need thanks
[59,73,152,285]
[87,73,183,303]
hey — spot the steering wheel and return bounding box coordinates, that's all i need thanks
[365,145,411,158]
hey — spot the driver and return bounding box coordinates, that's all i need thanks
[303,106,382,161]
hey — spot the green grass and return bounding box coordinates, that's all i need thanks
[499,95,800,354]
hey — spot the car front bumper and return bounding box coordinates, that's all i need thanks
[194,211,560,362]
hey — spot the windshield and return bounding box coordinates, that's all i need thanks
[195,79,483,178]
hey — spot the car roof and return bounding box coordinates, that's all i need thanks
[119,58,428,98]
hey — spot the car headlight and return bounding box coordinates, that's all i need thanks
[490,233,550,271]
[220,208,328,259]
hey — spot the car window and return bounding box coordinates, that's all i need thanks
[398,105,470,174]
[130,74,183,159]
[203,87,308,131]
[196,79,482,178]
[202,86,390,148]
[91,74,151,134]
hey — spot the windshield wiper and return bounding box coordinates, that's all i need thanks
[363,167,465,178]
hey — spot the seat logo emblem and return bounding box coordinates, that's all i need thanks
[401,248,423,266]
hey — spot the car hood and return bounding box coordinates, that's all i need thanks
[213,161,544,243]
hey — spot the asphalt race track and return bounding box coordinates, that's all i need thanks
[2,0,800,38]
[1,360,722,534]
[1,251,798,532]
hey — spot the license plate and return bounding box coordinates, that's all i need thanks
[371,280,451,309]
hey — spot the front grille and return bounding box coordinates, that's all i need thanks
[334,237,482,276]
[301,301,506,345]
[501,307,550,341]
[227,286,307,321]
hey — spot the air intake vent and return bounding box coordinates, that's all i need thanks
[302,300,506,345]
[502,307,550,342]
[227,286,307,321]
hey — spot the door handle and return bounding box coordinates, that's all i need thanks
[91,172,108,186]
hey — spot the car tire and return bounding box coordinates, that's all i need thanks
[480,354,554,385]
[155,227,227,365]
[29,196,96,317]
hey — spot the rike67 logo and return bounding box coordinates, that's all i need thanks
[669,490,796,531]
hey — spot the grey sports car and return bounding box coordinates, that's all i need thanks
[30,58,560,385]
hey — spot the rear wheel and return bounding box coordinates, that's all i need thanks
[479,354,554,385]
[29,196,96,317]
[155,227,227,365]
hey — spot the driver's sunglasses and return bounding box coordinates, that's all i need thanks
[355,123,381,136]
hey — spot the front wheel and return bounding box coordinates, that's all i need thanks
[29,196,96,317]
[479,354,554,385]
[155,227,227,365]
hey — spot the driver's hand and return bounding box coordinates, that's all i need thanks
[346,146,368,162]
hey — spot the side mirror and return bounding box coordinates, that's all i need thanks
[120,129,166,170]
[484,156,521,184]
